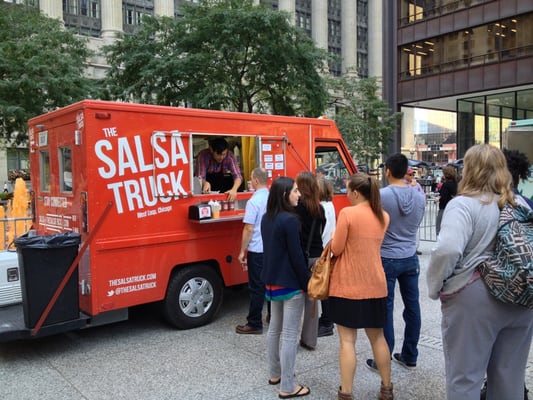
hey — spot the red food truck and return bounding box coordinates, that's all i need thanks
[0,100,356,341]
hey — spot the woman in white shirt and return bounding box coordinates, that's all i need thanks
[317,177,336,337]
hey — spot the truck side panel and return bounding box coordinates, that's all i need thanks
[28,100,356,321]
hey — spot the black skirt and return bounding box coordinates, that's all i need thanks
[329,296,387,329]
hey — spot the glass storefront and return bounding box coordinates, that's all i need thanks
[457,89,533,157]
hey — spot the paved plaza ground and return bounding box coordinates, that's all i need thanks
[0,239,531,399]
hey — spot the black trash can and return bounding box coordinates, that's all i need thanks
[14,232,81,329]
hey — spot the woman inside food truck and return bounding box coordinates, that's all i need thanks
[196,137,243,201]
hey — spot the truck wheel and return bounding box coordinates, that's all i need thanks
[164,265,223,329]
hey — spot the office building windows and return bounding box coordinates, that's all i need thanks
[63,0,99,17]
[295,0,311,35]
[398,0,492,26]
[400,13,533,79]
[123,1,154,33]
[63,0,101,37]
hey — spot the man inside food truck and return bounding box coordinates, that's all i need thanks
[197,137,243,201]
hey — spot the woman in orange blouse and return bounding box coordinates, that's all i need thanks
[329,173,392,400]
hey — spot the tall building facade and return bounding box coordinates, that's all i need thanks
[1,0,383,184]
[17,0,382,79]
[387,0,533,157]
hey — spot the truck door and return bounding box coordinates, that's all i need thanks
[36,125,81,234]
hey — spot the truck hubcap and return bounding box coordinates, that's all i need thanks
[179,277,214,318]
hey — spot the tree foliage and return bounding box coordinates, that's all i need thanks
[329,75,402,168]
[0,3,95,142]
[104,0,329,116]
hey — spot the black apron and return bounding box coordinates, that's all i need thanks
[206,170,234,192]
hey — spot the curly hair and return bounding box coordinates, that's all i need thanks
[502,148,531,189]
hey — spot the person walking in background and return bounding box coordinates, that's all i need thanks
[317,177,336,338]
[404,168,424,195]
[295,171,326,351]
[367,153,425,373]
[261,176,311,399]
[427,144,533,399]
[236,167,269,335]
[404,168,425,255]
[329,173,392,400]
[435,166,458,236]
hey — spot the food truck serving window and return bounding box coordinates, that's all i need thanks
[40,150,50,192]
[191,134,249,194]
[59,147,72,192]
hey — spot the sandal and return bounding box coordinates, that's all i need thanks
[269,377,281,385]
[279,385,311,399]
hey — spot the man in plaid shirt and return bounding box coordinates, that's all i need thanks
[197,138,243,201]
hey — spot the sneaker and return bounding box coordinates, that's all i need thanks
[317,324,334,337]
[365,359,379,374]
[392,353,416,369]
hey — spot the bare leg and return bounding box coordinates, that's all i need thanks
[337,324,358,394]
[365,327,392,387]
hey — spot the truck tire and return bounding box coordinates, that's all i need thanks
[164,265,223,329]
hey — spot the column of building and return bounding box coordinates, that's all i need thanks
[311,0,328,50]
[341,0,357,75]
[101,0,123,45]
[154,0,174,17]
[278,0,296,24]
[39,0,62,20]
[368,0,383,79]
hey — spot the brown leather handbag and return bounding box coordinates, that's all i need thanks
[307,241,336,300]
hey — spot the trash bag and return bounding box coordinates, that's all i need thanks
[14,232,81,249]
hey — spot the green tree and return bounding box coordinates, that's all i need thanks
[0,3,95,143]
[104,0,329,116]
[329,74,402,168]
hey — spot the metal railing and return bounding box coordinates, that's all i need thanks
[420,194,438,242]
[418,181,439,242]
[0,217,33,250]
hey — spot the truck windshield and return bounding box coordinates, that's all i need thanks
[315,147,349,194]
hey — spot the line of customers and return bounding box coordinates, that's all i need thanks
[236,155,423,400]
[234,147,531,399]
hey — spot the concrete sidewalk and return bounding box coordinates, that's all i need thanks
[0,239,531,399]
